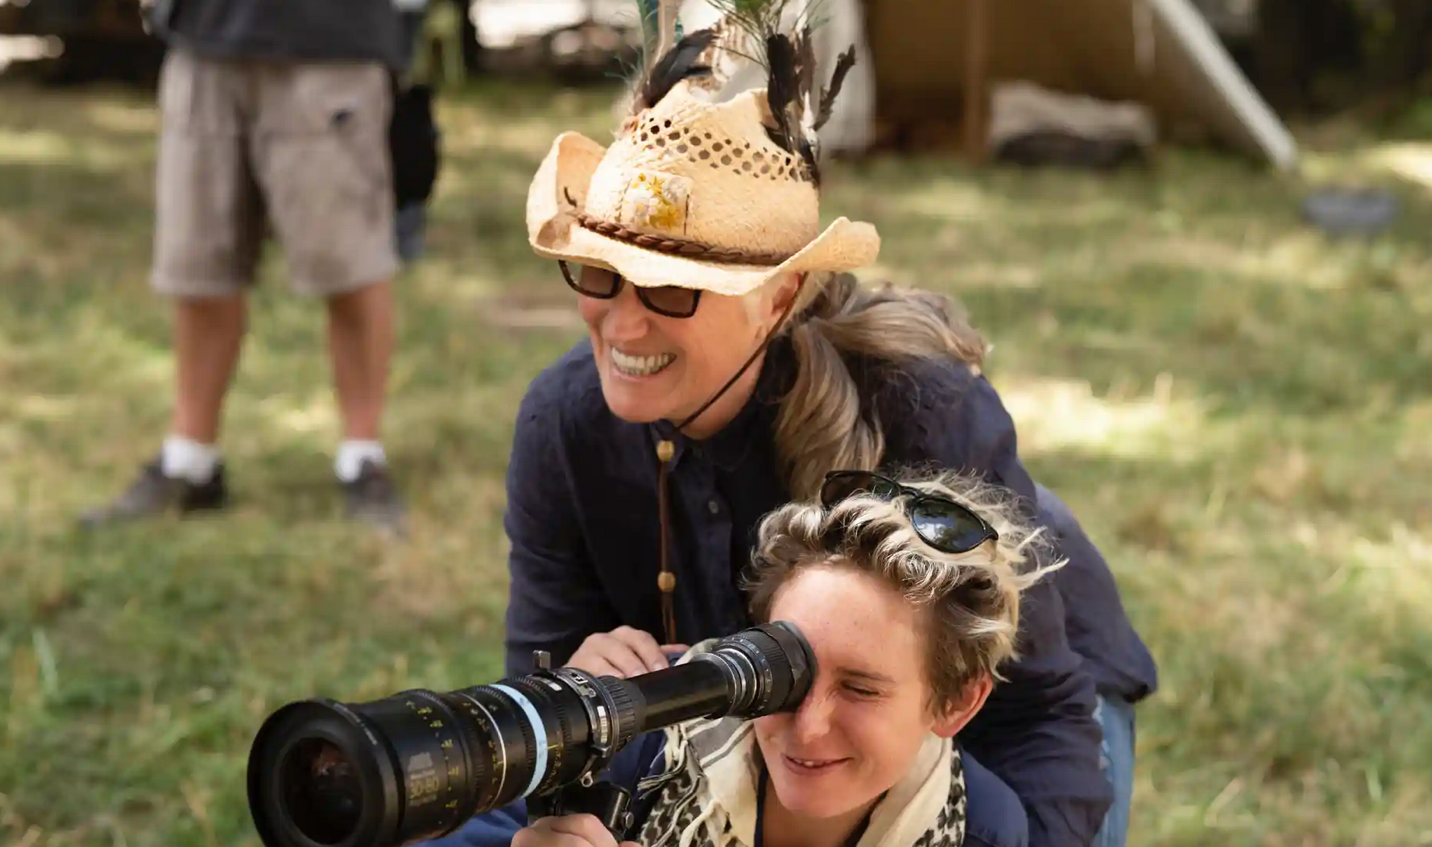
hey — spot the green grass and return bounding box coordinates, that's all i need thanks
[2,78,1431,847]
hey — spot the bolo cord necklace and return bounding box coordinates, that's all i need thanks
[653,278,804,645]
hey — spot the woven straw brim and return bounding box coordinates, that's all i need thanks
[526,132,881,296]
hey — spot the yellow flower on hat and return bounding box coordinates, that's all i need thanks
[628,172,689,234]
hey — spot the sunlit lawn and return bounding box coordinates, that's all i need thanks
[2,75,1431,847]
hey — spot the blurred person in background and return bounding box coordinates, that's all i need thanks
[82,0,409,533]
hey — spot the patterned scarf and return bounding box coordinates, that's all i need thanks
[633,646,968,847]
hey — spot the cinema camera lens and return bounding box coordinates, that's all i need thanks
[247,621,817,847]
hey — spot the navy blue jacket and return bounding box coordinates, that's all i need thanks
[495,336,1155,847]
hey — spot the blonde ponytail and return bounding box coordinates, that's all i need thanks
[774,273,989,499]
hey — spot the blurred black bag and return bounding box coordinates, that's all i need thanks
[389,81,441,208]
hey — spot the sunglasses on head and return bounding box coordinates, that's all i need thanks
[559,260,702,319]
[819,470,1000,555]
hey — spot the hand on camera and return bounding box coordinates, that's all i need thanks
[512,814,641,847]
[565,626,689,678]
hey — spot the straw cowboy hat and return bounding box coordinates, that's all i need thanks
[525,24,880,298]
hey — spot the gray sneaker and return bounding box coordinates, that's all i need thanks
[341,460,408,536]
[78,458,228,527]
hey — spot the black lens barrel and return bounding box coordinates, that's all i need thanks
[247,622,816,847]
[625,658,733,729]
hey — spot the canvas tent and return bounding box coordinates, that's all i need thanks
[674,0,1298,170]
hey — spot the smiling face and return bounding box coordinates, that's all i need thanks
[753,564,983,821]
[574,265,795,434]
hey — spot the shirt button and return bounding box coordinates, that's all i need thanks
[708,500,720,515]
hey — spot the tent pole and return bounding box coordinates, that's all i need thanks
[655,0,677,66]
[963,0,989,162]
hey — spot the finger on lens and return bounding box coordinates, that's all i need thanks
[605,643,651,678]
[588,658,626,679]
[612,628,668,672]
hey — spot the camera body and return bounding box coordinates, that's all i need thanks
[246,622,817,847]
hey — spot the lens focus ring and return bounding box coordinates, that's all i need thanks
[714,625,808,717]
[749,632,794,709]
[603,680,641,751]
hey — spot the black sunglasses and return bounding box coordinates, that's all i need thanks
[559,260,702,319]
[819,470,999,555]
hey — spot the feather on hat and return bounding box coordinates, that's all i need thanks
[525,0,878,297]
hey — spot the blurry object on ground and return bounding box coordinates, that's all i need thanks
[671,0,1295,168]
[989,81,1156,170]
[1301,187,1399,238]
[675,0,876,156]
[0,0,163,84]
[390,82,442,263]
[0,33,63,74]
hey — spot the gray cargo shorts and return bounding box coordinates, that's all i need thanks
[150,48,399,298]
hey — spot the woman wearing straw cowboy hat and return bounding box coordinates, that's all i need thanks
[463,6,1156,847]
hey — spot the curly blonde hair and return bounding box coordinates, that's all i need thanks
[742,469,1062,711]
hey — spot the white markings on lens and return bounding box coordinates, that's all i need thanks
[491,685,548,798]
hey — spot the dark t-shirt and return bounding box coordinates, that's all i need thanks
[149,0,403,69]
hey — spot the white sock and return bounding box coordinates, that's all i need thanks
[336,440,386,483]
[160,435,221,484]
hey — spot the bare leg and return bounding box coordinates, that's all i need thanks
[170,294,247,442]
[77,294,243,525]
[326,280,394,442]
[326,280,405,534]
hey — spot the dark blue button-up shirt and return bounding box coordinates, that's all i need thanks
[500,335,1155,847]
